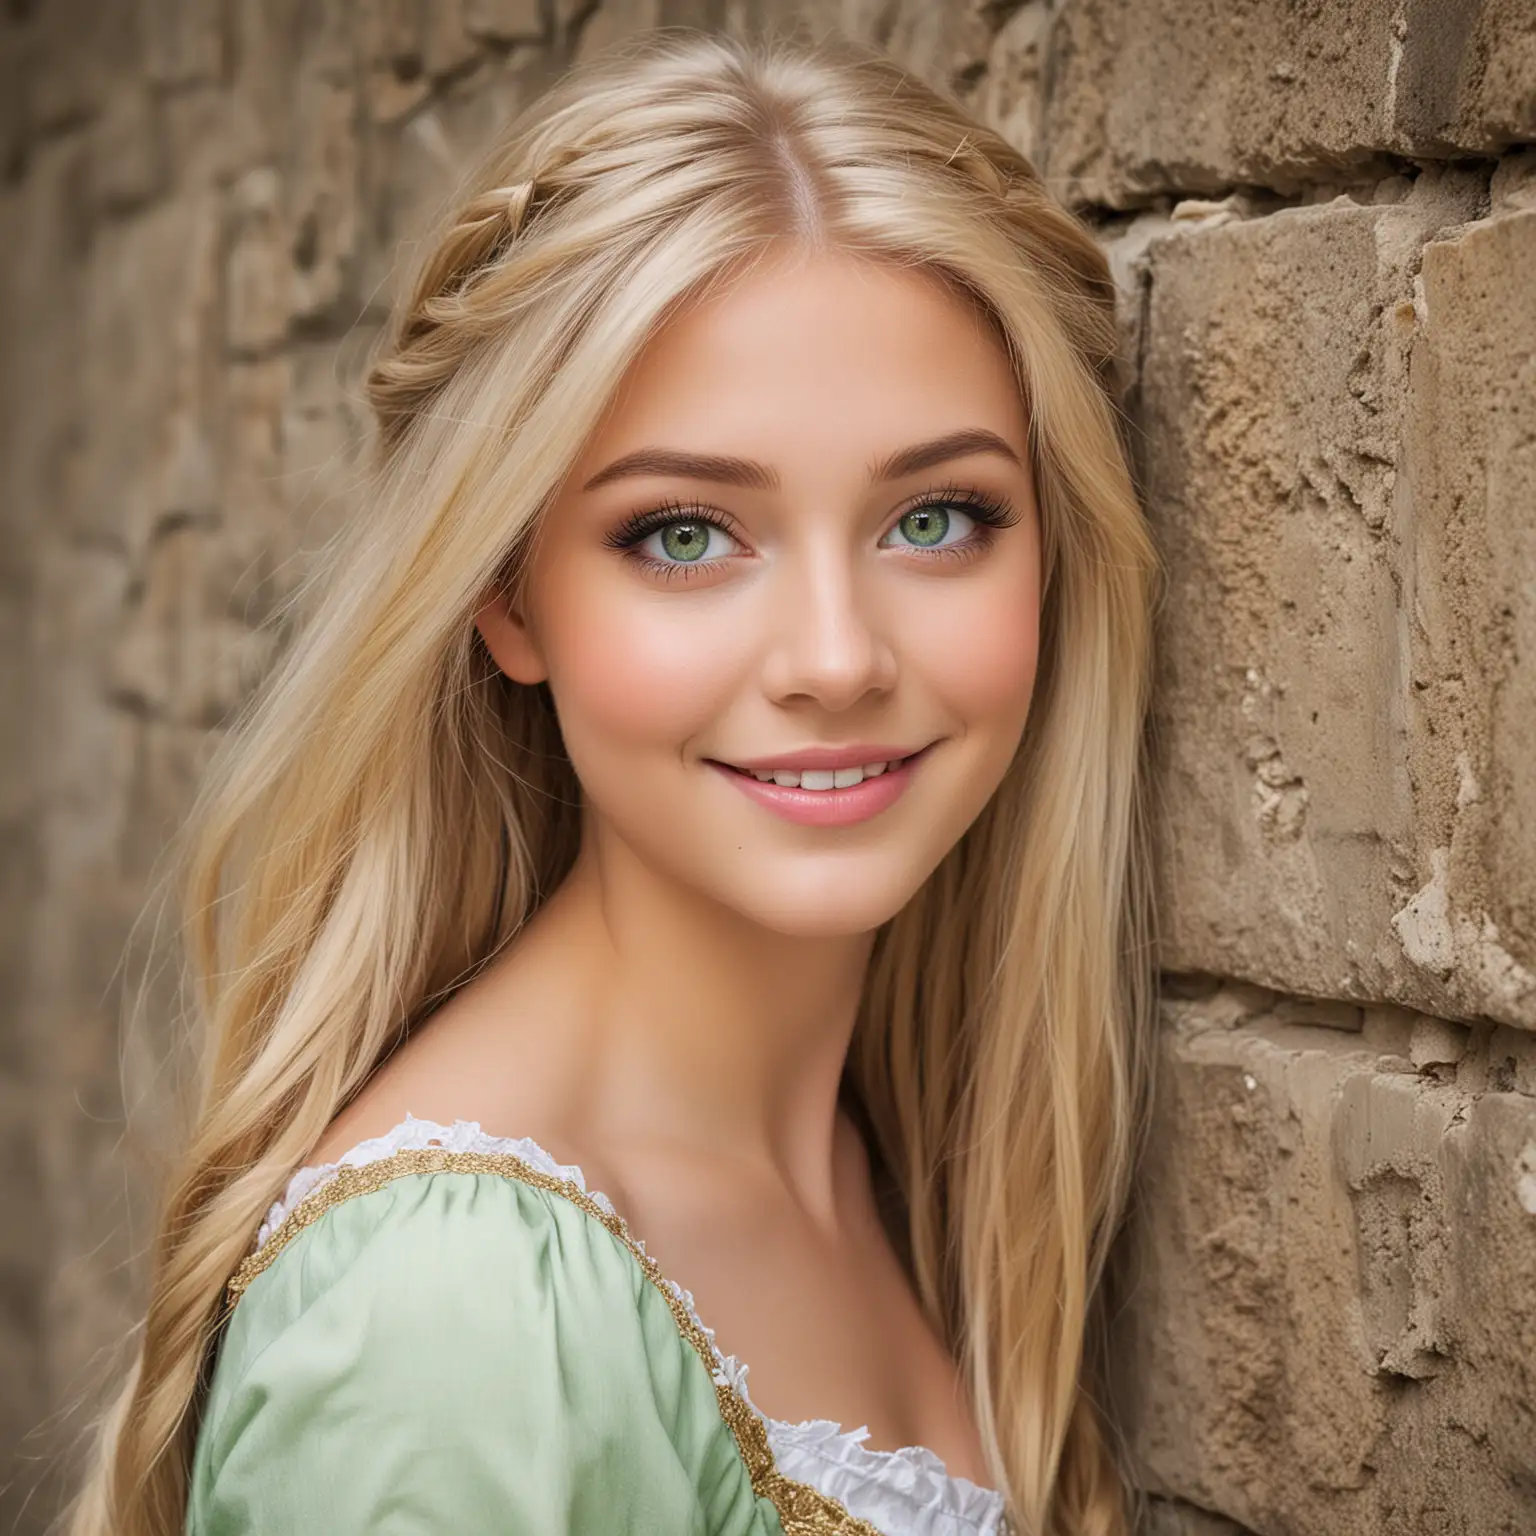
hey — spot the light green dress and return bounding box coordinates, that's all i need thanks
[186,1117,1009,1536]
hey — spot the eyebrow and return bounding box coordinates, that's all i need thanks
[580,427,1024,494]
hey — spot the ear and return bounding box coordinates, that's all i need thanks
[474,587,548,685]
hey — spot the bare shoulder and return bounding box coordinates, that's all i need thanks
[304,1029,466,1169]
[304,980,628,1207]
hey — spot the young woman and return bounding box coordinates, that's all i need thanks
[72,28,1158,1536]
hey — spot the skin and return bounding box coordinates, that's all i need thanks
[315,247,1042,1484]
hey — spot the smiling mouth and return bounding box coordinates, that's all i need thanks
[709,745,931,792]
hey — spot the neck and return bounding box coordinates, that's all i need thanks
[487,829,877,1219]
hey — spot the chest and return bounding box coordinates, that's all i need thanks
[615,1170,991,1489]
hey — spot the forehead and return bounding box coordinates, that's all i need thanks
[576,248,1026,470]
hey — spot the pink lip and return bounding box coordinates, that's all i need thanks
[708,744,934,827]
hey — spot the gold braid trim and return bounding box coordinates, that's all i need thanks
[226,1148,887,1536]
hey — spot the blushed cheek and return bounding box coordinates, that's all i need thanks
[911,576,1041,742]
[542,570,746,754]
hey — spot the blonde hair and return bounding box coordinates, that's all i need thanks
[70,28,1158,1536]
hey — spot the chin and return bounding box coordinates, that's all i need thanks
[716,862,927,940]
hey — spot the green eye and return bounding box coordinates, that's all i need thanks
[609,506,743,571]
[895,506,953,547]
[656,521,712,562]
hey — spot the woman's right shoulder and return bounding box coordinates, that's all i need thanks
[227,1116,633,1341]
[297,986,635,1207]
[191,1128,760,1534]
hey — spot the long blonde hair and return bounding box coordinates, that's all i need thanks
[71,28,1158,1536]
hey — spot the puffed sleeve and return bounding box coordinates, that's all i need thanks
[186,1168,779,1536]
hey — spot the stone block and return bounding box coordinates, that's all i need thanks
[222,357,302,606]
[1396,0,1536,151]
[361,91,474,314]
[30,542,137,934]
[358,45,564,311]
[0,30,25,180]
[571,0,663,66]
[228,0,304,163]
[1141,1498,1253,1536]
[1485,1027,1536,1098]
[1409,1014,1469,1071]
[1112,989,1536,1534]
[367,65,434,126]
[120,722,224,890]
[296,0,363,84]
[69,192,222,550]
[0,148,90,569]
[108,519,279,730]
[0,1075,44,1283]
[1043,0,1536,208]
[287,74,363,324]
[87,85,166,216]
[25,0,140,136]
[465,0,544,45]
[423,0,482,80]
[964,0,1050,167]
[363,0,432,123]
[1408,206,1536,1025]
[225,167,291,355]
[0,818,37,1069]
[1142,176,1536,1029]
[788,0,996,100]
[0,1077,46,1536]
[363,0,425,70]
[142,0,227,88]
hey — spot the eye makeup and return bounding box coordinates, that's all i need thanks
[602,483,1021,579]
[878,482,1020,567]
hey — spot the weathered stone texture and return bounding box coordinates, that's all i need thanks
[1142,1498,1253,1536]
[1045,0,1536,208]
[1,2,1533,1535]
[1113,987,1536,1535]
[1143,177,1536,1030]
[1410,201,1536,1024]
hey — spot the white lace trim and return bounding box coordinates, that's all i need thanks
[256,1115,1007,1536]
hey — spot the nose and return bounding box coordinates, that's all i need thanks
[759,543,899,711]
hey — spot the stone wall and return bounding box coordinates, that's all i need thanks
[1,2,1531,1533]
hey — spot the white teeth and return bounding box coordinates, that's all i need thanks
[742,758,903,791]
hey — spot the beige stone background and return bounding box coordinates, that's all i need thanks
[2,1,1535,1532]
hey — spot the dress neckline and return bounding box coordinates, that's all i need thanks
[249,1113,1007,1536]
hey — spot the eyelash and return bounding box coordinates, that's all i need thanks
[602,485,1020,580]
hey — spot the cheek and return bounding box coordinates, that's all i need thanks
[540,567,743,751]
[906,565,1042,734]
